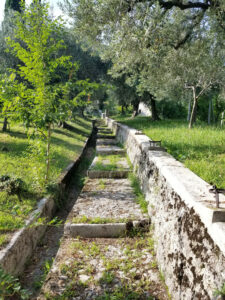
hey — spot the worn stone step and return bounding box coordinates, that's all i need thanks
[38,236,168,300]
[97,139,118,145]
[65,219,150,238]
[88,170,130,178]
[68,178,147,221]
[97,129,112,134]
[97,127,110,130]
[97,134,116,139]
[87,155,131,178]
[96,145,125,155]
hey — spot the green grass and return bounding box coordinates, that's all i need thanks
[0,117,92,237]
[91,155,128,171]
[114,116,225,188]
[72,215,129,224]
[129,173,148,213]
[0,234,9,247]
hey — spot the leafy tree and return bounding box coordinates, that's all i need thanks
[5,0,72,183]
[62,0,225,124]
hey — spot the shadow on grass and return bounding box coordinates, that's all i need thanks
[0,140,30,157]
[72,116,92,131]
[53,125,89,138]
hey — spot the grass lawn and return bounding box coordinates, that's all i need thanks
[0,117,92,246]
[113,115,225,189]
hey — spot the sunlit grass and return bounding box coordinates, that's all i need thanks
[0,117,92,234]
[114,116,225,188]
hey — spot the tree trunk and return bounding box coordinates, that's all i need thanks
[208,98,212,125]
[2,117,8,132]
[221,111,224,127]
[121,105,125,115]
[131,101,139,119]
[150,98,160,121]
[45,125,51,184]
[189,89,197,129]
[187,98,191,121]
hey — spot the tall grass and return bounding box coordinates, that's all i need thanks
[114,116,225,188]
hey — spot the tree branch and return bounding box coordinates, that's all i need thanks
[126,0,210,12]
[158,0,210,10]
[174,10,206,49]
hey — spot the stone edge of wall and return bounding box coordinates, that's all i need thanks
[105,117,225,254]
[105,117,225,298]
[0,124,96,276]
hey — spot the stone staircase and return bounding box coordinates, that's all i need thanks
[38,120,168,300]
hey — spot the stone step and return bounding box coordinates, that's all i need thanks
[65,177,149,237]
[68,178,147,221]
[97,134,116,139]
[38,235,168,300]
[88,170,130,178]
[97,129,112,134]
[97,127,110,130]
[96,145,125,155]
[97,139,118,146]
[65,219,150,238]
[87,156,131,178]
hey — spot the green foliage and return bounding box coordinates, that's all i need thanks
[99,271,115,284]
[0,117,92,237]
[4,0,22,13]
[0,267,30,299]
[4,0,74,182]
[214,283,225,297]
[63,0,225,127]
[129,173,148,213]
[0,234,8,247]
[0,174,25,202]
[33,258,54,290]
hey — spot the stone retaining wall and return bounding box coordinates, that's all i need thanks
[0,124,96,276]
[106,117,225,300]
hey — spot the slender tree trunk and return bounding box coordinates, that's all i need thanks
[45,124,51,184]
[2,117,8,132]
[221,111,224,127]
[150,98,160,121]
[121,105,125,115]
[189,88,197,129]
[208,98,212,125]
[187,98,191,121]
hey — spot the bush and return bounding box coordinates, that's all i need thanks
[0,175,25,202]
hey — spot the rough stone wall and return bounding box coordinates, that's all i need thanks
[106,117,225,300]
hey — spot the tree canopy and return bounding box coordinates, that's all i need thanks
[4,0,22,13]
[62,0,225,127]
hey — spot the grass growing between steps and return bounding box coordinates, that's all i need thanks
[91,155,130,171]
[114,116,225,188]
[41,234,168,300]
[72,216,129,224]
[0,117,92,246]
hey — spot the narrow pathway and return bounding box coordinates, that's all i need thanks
[37,120,168,300]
